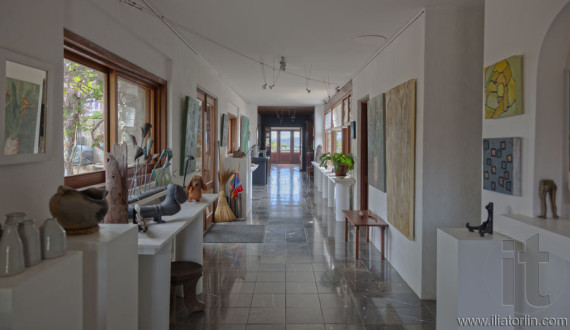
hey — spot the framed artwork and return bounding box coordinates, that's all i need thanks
[0,49,52,164]
[386,79,416,240]
[484,55,523,119]
[180,96,201,175]
[220,113,229,147]
[483,137,521,195]
[367,93,386,192]
[240,115,250,154]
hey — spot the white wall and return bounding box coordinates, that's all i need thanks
[353,12,426,297]
[0,0,64,222]
[314,104,324,150]
[0,0,254,221]
[352,2,484,299]
[482,0,569,217]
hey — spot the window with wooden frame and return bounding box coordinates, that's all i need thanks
[228,114,237,154]
[324,94,351,154]
[63,30,167,188]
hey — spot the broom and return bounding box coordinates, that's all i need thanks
[215,141,236,222]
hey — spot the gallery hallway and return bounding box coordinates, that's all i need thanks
[172,165,436,329]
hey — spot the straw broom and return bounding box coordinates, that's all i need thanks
[215,141,236,222]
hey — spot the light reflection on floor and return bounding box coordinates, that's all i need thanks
[171,165,436,329]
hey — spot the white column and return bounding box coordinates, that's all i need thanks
[67,224,138,330]
[334,178,354,222]
[437,228,514,330]
[175,212,205,293]
[139,240,172,330]
[315,168,321,191]
[327,175,335,207]
[322,171,328,199]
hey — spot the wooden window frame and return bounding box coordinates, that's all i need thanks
[63,29,167,188]
[228,113,237,154]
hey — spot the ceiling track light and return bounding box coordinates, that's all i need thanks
[280,56,286,71]
[305,65,312,94]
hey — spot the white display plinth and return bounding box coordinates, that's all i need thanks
[333,176,355,222]
[311,161,321,191]
[321,170,329,199]
[326,173,335,207]
[0,251,83,330]
[137,194,217,330]
[67,224,138,330]
[437,228,514,330]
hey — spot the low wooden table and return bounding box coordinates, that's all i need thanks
[343,210,389,259]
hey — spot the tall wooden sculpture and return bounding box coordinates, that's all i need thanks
[104,143,129,223]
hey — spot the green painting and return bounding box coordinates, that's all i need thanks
[4,77,42,155]
[367,93,386,192]
[484,55,523,119]
[180,96,201,174]
[220,113,229,147]
[241,115,250,154]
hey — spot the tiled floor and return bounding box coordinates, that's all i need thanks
[171,165,436,329]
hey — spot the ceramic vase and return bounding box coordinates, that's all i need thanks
[18,219,41,267]
[4,137,20,155]
[6,212,27,225]
[0,221,26,276]
[40,218,66,259]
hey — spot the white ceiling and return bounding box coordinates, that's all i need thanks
[136,0,459,106]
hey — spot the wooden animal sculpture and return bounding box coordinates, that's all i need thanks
[128,184,188,226]
[49,185,109,235]
[539,179,559,219]
[186,175,207,202]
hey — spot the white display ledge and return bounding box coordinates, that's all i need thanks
[0,251,83,330]
[251,163,259,172]
[495,214,570,263]
[137,193,218,255]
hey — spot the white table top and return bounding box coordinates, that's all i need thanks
[0,251,82,288]
[439,228,510,241]
[332,176,356,184]
[137,194,218,255]
[67,223,137,246]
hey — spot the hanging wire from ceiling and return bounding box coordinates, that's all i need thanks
[305,65,312,94]
[259,55,267,90]
[120,0,340,86]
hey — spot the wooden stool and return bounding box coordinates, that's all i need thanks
[170,261,205,324]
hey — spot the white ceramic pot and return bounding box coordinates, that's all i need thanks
[40,218,66,259]
[5,212,27,225]
[18,219,41,267]
[0,222,26,276]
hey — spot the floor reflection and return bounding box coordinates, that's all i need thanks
[172,164,435,329]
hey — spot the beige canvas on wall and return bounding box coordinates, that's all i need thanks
[386,79,416,240]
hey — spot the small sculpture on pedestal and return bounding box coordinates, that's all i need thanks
[128,183,188,231]
[538,179,559,219]
[466,202,493,237]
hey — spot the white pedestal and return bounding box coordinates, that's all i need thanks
[322,172,329,199]
[333,176,355,222]
[326,173,335,207]
[437,228,514,330]
[0,251,83,330]
[67,224,138,330]
[137,194,217,330]
[311,161,321,191]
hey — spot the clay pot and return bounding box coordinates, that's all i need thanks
[49,185,109,235]
[335,164,349,176]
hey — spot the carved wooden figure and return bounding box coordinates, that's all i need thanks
[538,179,559,219]
[104,143,129,224]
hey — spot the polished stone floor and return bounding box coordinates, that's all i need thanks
[172,165,436,329]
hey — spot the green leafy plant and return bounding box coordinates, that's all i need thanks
[319,152,355,172]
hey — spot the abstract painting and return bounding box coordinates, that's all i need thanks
[240,115,250,154]
[386,79,416,240]
[483,137,521,195]
[180,96,201,175]
[220,113,229,147]
[367,93,386,192]
[484,55,522,119]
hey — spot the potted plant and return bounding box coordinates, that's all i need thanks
[319,152,355,176]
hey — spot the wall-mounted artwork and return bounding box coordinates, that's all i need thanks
[180,96,201,175]
[240,115,250,154]
[386,79,416,240]
[367,93,386,192]
[484,55,523,119]
[220,113,229,147]
[483,137,521,196]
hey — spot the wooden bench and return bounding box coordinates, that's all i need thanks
[343,210,388,260]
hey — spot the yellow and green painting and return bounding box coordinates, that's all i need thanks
[484,55,522,119]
